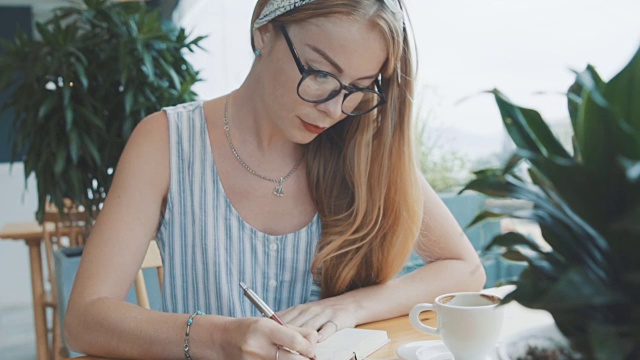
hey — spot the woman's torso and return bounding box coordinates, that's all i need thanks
[155,100,321,317]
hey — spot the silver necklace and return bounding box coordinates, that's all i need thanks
[223,94,303,197]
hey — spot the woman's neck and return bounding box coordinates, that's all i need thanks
[225,80,304,163]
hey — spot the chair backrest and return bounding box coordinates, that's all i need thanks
[134,240,164,309]
[42,200,88,360]
[42,201,88,310]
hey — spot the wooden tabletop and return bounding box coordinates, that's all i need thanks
[0,221,54,242]
[75,313,435,360]
[359,313,438,359]
[74,299,555,360]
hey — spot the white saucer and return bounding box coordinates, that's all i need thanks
[415,341,454,360]
[396,340,440,360]
[397,340,496,360]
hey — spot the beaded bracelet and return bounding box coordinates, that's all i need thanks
[184,310,203,360]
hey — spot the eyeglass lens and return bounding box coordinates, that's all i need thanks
[298,73,382,115]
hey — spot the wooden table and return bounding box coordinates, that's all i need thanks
[359,312,438,359]
[75,313,437,360]
[0,221,55,360]
[74,295,555,360]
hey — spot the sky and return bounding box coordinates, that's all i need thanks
[176,0,640,161]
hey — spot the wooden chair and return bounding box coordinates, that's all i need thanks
[133,240,164,309]
[42,200,88,360]
[38,199,160,358]
[56,240,163,357]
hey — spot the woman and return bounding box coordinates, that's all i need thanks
[64,0,485,359]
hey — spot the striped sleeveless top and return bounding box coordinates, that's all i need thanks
[156,101,322,317]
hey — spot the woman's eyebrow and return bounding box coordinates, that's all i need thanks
[306,44,379,81]
[307,44,344,73]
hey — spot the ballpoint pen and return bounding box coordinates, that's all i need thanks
[239,281,286,325]
[240,282,315,358]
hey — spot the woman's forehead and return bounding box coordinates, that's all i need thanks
[288,17,388,76]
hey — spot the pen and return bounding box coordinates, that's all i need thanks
[240,282,318,359]
[239,281,286,325]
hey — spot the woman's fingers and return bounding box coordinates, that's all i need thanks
[232,318,317,359]
[287,324,319,344]
[270,323,317,359]
[278,298,357,343]
[317,320,339,342]
[274,344,315,360]
[278,305,310,325]
[277,345,315,360]
[283,310,340,342]
[279,304,333,330]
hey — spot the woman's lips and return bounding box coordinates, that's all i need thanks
[300,118,327,135]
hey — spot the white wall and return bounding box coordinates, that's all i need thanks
[0,163,39,306]
[0,0,68,307]
[173,0,256,100]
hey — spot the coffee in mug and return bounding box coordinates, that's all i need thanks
[409,292,504,360]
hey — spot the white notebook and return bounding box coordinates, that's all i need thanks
[316,328,390,360]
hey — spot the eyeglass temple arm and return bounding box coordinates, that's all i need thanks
[375,78,387,102]
[277,23,306,75]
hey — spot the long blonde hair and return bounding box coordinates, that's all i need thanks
[251,0,423,298]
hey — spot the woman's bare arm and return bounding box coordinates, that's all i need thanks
[279,177,486,341]
[63,112,316,359]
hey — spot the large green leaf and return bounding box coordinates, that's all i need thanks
[517,148,604,229]
[462,173,549,207]
[37,96,57,121]
[68,129,80,164]
[604,47,640,160]
[605,47,640,133]
[537,267,624,309]
[505,267,554,309]
[466,210,506,228]
[573,68,618,172]
[492,90,572,159]
[588,321,638,360]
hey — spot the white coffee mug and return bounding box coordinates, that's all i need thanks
[409,292,504,360]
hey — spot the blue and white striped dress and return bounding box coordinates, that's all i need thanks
[156,101,322,317]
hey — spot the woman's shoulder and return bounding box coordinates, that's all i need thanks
[111,110,171,205]
[132,99,202,136]
[162,100,204,116]
[133,110,170,139]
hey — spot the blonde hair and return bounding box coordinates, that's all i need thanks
[251,0,423,298]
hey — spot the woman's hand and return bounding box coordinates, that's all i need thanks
[278,297,359,342]
[214,317,318,359]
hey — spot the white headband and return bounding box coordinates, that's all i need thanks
[253,0,405,29]
[254,0,316,29]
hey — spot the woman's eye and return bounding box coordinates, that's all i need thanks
[308,65,324,73]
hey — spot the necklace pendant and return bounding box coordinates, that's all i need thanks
[273,184,285,197]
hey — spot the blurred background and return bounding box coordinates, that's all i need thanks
[0,0,639,358]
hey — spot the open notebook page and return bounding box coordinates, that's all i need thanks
[316,328,390,360]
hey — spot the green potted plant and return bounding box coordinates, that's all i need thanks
[0,0,204,221]
[462,45,640,359]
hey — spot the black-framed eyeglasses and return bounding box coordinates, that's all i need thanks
[278,23,387,117]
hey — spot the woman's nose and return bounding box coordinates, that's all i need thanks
[316,92,344,119]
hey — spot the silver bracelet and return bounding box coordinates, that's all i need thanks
[184,310,203,360]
